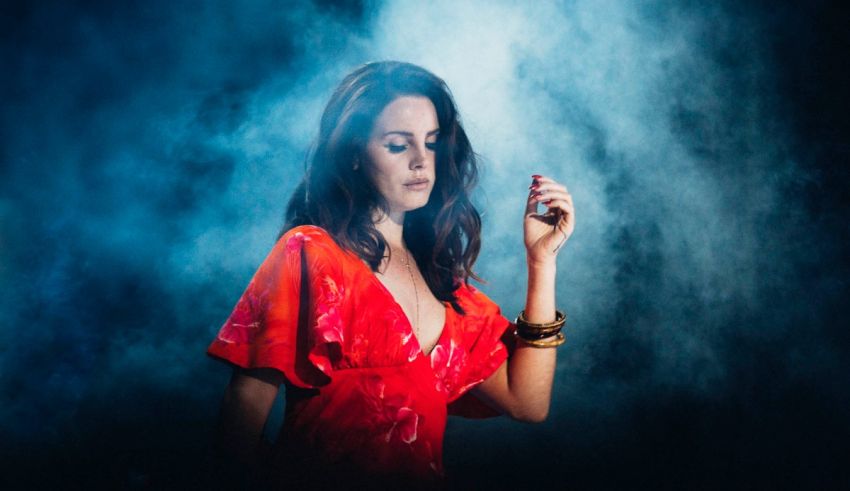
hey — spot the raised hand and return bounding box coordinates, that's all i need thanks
[524,174,575,265]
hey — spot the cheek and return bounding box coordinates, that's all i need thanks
[367,160,391,183]
[364,159,401,197]
[368,154,404,181]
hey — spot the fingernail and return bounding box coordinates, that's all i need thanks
[532,174,542,179]
[528,183,540,190]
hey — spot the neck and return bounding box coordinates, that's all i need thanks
[372,208,406,250]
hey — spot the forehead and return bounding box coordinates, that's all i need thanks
[372,96,438,133]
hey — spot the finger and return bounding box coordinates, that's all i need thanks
[549,198,576,234]
[533,190,572,207]
[524,188,539,217]
[543,208,574,246]
[530,182,568,194]
[531,174,557,186]
[540,198,574,217]
[531,174,569,188]
[532,189,570,200]
[563,194,575,219]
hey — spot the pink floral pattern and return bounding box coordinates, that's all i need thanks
[381,307,420,363]
[216,280,266,344]
[285,230,310,252]
[361,374,421,445]
[430,338,467,395]
[206,225,512,481]
[314,275,345,344]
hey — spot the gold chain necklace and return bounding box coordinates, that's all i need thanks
[399,247,420,342]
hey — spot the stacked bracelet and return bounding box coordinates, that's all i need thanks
[514,310,567,348]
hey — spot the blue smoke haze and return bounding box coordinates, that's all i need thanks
[2,0,848,488]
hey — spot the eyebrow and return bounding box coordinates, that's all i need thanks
[381,129,440,138]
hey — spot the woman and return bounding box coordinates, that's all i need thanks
[207,61,575,488]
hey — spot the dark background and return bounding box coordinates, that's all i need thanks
[1,0,848,489]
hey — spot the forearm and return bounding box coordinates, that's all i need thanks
[524,257,557,323]
[217,385,272,467]
[505,258,559,421]
[482,172,572,422]
[214,369,281,477]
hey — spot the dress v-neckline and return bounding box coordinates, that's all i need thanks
[357,259,449,359]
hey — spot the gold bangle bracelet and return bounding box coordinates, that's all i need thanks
[516,324,564,336]
[516,326,562,340]
[515,309,566,330]
[514,331,566,348]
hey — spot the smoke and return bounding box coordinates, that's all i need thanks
[2,0,847,487]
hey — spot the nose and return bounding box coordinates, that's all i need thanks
[409,142,429,170]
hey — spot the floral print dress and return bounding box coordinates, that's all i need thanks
[206,225,514,486]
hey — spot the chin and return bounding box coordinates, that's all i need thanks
[390,187,434,213]
[404,201,429,212]
[399,195,431,212]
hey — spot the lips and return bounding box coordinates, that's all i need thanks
[404,178,430,192]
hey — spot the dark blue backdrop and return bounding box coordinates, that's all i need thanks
[2,0,848,488]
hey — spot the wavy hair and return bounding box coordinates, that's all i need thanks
[283,61,481,312]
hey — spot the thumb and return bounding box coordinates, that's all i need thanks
[524,191,538,217]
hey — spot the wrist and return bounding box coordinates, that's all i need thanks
[526,255,556,272]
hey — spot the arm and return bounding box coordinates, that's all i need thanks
[472,174,575,423]
[215,367,285,474]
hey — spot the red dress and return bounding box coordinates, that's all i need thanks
[206,225,514,486]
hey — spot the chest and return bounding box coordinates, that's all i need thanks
[373,266,446,356]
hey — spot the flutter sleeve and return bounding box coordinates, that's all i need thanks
[445,284,517,418]
[205,226,346,389]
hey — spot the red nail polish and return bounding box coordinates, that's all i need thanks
[529,183,540,190]
[532,174,542,179]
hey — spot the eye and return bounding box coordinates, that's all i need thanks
[425,142,437,152]
[385,143,407,154]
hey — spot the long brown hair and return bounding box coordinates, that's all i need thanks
[283,61,481,312]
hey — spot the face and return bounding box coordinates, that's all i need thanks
[364,95,439,219]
